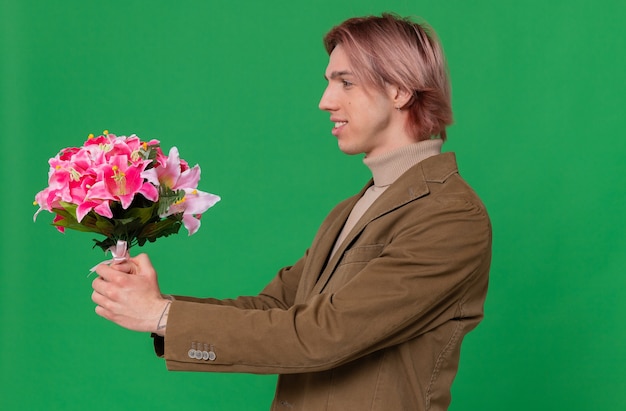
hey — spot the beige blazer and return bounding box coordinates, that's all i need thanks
[154,152,492,410]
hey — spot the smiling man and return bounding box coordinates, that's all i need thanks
[92,13,492,411]
[321,49,414,157]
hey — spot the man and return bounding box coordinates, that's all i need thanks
[92,13,492,410]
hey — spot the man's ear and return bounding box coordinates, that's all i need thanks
[389,85,413,110]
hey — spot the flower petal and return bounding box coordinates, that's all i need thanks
[174,165,201,190]
[53,214,66,233]
[156,146,182,188]
[181,190,221,215]
[182,213,201,236]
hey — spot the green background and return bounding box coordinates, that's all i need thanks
[2,0,625,410]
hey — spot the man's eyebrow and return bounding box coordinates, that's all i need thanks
[324,70,354,80]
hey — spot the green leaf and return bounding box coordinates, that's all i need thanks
[137,215,182,244]
[157,186,185,216]
[52,207,102,234]
[93,237,117,252]
[123,205,159,225]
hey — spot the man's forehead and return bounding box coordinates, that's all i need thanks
[324,45,354,78]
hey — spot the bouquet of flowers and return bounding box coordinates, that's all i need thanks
[33,131,220,258]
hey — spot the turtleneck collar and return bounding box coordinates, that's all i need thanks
[363,139,443,188]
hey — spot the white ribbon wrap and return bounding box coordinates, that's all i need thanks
[89,240,129,273]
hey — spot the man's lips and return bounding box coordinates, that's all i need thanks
[331,120,347,136]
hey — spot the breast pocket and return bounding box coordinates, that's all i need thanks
[324,244,385,293]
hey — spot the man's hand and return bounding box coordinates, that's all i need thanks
[91,253,170,335]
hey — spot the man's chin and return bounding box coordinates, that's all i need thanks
[337,142,363,156]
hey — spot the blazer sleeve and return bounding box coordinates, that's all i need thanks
[166,250,308,310]
[151,251,308,356]
[158,191,492,374]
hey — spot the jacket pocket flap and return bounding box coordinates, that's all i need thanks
[339,244,384,265]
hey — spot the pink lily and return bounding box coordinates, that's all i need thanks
[163,189,221,235]
[89,154,158,210]
[156,147,198,190]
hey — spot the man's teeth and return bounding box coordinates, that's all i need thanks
[334,121,347,128]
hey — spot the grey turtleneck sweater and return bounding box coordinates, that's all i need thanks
[330,139,443,258]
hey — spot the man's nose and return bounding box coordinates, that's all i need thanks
[318,86,336,111]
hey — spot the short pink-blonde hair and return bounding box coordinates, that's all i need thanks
[323,13,453,141]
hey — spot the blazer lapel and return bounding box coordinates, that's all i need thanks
[294,185,367,302]
[310,163,432,295]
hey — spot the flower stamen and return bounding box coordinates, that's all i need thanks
[111,165,127,195]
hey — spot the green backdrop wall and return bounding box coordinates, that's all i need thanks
[2,0,625,410]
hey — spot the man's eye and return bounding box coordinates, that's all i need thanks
[342,80,353,88]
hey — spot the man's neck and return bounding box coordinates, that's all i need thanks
[364,139,444,187]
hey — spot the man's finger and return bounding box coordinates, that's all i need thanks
[94,263,126,281]
[110,262,134,274]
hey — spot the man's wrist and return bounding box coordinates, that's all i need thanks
[155,299,171,336]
